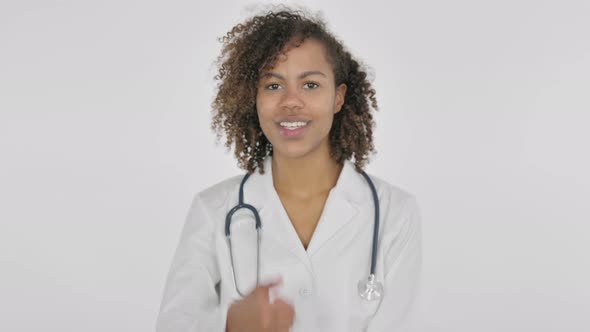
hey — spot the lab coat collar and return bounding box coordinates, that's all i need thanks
[243,156,368,268]
[252,156,367,205]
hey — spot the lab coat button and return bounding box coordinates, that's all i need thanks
[299,288,312,297]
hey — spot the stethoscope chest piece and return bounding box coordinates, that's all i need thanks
[358,274,383,301]
[227,167,384,301]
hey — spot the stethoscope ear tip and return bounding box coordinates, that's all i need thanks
[358,274,383,301]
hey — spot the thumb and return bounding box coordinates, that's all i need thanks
[256,276,283,304]
[258,275,283,290]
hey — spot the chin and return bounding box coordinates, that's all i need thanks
[273,143,315,159]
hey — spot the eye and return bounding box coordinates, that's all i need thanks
[304,82,319,89]
[265,83,281,90]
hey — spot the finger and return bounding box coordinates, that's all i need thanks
[259,275,283,289]
[255,276,284,304]
[273,298,295,327]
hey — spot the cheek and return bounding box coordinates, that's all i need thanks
[314,104,336,131]
[319,117,335,136]
[256,104,269,120]
[255,106,274,137]
[256,95,274,119]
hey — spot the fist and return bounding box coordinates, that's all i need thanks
[226,277,295,332]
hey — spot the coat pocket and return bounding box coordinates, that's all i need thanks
[348,295,381,331]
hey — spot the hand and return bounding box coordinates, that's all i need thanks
[226,277,295,332]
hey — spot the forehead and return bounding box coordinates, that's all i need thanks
[264,38,332,74]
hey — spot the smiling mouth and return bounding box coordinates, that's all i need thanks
[277,121,310,138]
[279,121,309,130]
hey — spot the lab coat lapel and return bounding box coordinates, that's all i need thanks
[244,157,314,273]
[305,192,358,256]
[306,160,364,256]
[243,157,367,272]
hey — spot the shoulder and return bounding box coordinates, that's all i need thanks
[176,174,246,239]
[192,174,245,211]
[362,175,422,282]
[364,172,418,209]
[360,172,421,233]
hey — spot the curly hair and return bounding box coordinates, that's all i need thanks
[211,5,379,174]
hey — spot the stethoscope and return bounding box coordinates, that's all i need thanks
[225,168,383,301]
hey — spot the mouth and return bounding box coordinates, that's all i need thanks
[277,121,310,138]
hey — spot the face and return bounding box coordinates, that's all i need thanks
[256,38,347,160]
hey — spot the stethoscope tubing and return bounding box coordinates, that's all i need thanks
[225,167,381,300]
[359,171,379,276]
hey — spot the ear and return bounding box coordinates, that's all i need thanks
[334,83,347,114]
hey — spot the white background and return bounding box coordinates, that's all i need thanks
[1,0,589,331]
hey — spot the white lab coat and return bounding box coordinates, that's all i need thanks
[156,156,422,331]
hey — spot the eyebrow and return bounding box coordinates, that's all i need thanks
[261,71,327,80]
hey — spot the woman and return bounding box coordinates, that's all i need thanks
[156,7,422,332]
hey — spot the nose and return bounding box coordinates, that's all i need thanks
[279,86,304,112]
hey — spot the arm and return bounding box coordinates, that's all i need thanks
[156,194,229,331]
[367,196,423,331]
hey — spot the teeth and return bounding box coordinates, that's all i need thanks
[279,121,308,129]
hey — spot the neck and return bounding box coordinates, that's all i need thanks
[271,143,343,199]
